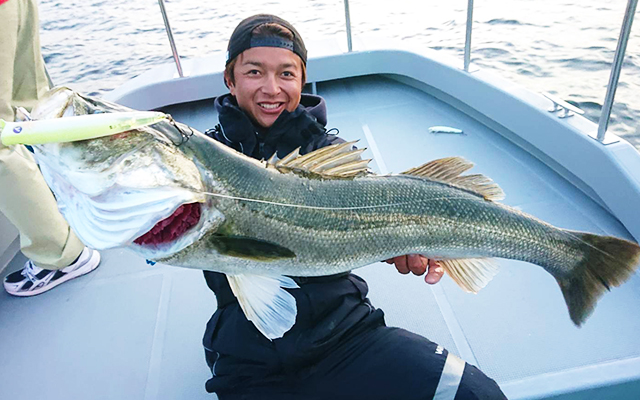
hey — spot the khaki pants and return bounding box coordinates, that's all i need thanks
[0,0,84,269]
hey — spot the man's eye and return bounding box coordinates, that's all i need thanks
[247,69,260,75]
[282,71,294,77]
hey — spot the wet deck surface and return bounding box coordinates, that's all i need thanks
[1,75,639,399]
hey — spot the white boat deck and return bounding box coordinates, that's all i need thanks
[1,73,639,399]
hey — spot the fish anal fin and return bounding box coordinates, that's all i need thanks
[227,274,299,340]
[209,235,296,261]
[402,157,505,201]
[439,258,499,293]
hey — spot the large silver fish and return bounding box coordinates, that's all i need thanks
[25,87,640,339]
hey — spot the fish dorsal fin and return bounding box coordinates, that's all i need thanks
[450,174,505,201]
[227,274,299,340]
[402,157,505,201]
[274,147,300,165]
[266,152,279,165]
[403,156,474,180]
[439,258,500,293]
[268,141,372,178]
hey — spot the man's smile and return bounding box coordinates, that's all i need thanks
[258,102,284,111]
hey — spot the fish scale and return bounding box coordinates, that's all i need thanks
[22,86,640,339]
[170,154,583,277]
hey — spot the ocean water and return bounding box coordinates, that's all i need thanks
[38,0,640,149]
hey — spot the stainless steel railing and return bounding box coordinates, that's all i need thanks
[158,0,184,78]
[596,0,637,142]
[464,0,474,71]
[455,0,638,142]
[454,0,638,142]
[155,0,635,141]
[344,0,353,52]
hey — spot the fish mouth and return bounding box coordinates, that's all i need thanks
[133,202,202,246]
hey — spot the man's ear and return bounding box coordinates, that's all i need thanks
[224,71,236,95]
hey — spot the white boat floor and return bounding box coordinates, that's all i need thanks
[1,75,639,400]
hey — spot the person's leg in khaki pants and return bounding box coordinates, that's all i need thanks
[1,0,100,296]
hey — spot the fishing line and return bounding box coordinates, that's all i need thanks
[197,190,469,211]
[557,229,618,262]
[195,189,623,263]
[20,144,622,264]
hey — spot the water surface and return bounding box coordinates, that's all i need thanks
[38,0,640,149]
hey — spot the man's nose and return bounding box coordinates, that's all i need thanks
[261,74,280,95]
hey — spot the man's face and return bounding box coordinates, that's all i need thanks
[226,47,303,128]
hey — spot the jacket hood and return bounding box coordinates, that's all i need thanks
[209,93,340,160]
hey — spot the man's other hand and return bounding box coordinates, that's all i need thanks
[385,255,444,284]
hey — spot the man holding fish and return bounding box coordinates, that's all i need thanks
[200,14,507,399]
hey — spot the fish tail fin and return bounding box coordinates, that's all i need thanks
[557,232,640,326]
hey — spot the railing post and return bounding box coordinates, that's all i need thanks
[44,64,54,89]
[464,0,474,71]
[158,0,184,78]
[344,0,353,52]
[596,0,637,142]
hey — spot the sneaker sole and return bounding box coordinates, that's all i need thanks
[5,250,101,297]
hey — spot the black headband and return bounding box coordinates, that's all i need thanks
[226,14,307,65]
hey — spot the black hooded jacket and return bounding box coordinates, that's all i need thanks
[203,92,351,307]
[206,93,342,160]
[201,94,507,400]
[201,94,382,382]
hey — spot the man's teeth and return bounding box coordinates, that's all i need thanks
[259,103,281,110]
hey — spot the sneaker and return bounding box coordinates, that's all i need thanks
[3,247,101,297]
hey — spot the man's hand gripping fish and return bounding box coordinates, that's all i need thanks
[15,87,640,339]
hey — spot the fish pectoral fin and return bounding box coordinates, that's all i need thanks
[227,274,299,340]
[439,258,499,293]
[401,157,505,201]
[209,235,296,261]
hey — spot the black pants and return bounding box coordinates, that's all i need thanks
[203,274,507,400]
[205,326,505,400]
